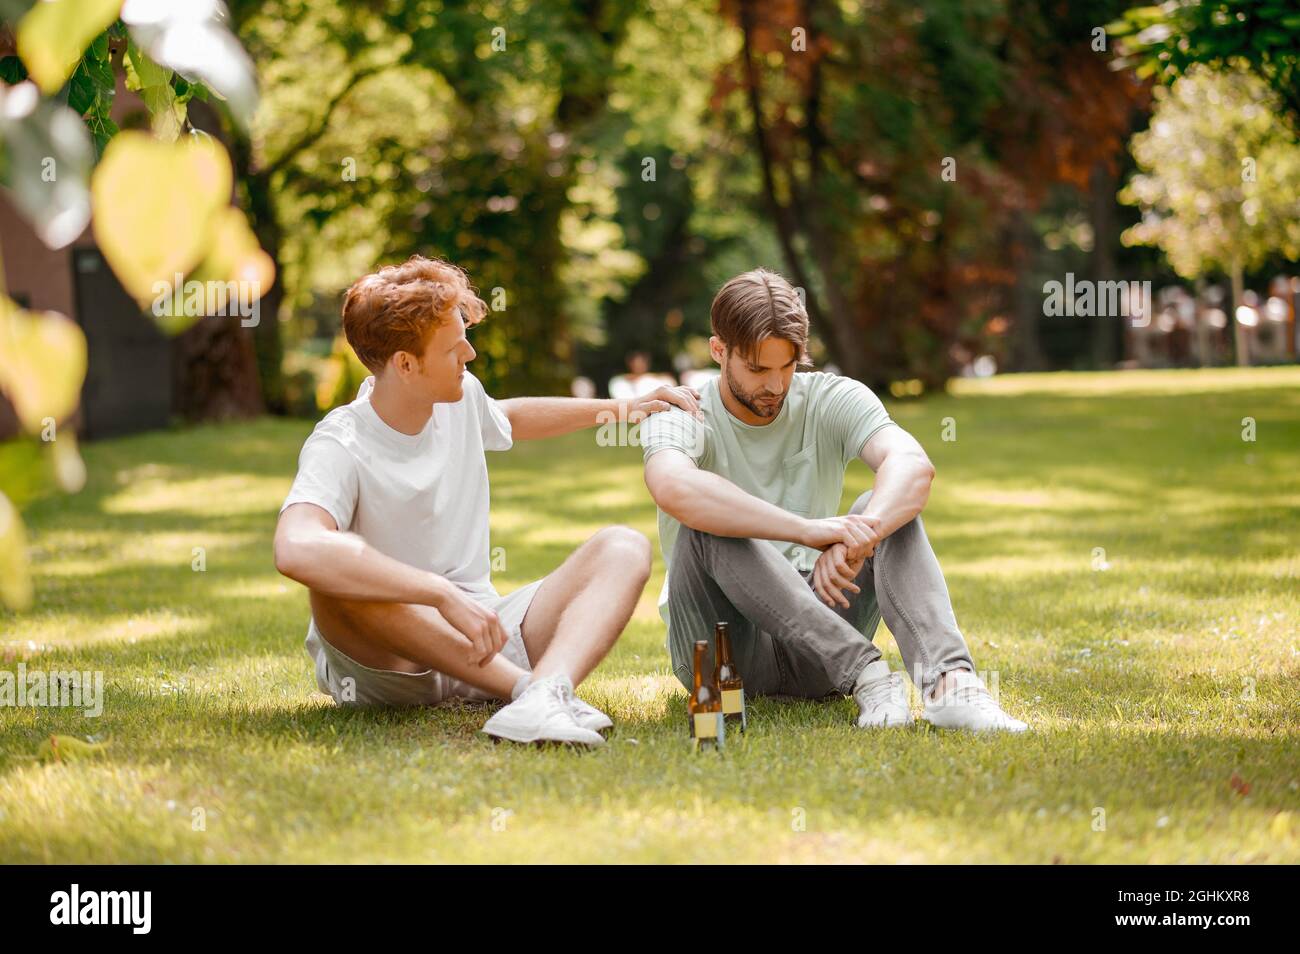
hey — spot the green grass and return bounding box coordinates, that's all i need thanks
[1,366,1298,863]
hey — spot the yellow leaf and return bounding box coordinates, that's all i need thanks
[91,131,232,302]
[149,206,275,334]
[188,206,275,307]
[16,0,123,95]
[0,295,87,432]
[0,491,32,610]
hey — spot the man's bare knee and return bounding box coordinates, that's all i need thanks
[590,525,652,583]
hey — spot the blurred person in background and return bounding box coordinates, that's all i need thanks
[609,350,677,400]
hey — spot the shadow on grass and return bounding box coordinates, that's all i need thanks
[3,382,1297,783]
[3,663,1294,814]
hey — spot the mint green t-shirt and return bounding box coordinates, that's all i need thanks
[640,370,896,626]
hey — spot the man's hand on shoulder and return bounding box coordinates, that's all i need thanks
[626,384,702,423]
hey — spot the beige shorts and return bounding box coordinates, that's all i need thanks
[305,579,545,706]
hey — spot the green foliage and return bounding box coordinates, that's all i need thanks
[1120,65,1300,278]
[251,0,1152,394]
[122,39,179,141]
[1109,0,1300,133]
[701,0,1143,388]
[246,0,653,395]
[67,33,118,158]
[0,55,28,83]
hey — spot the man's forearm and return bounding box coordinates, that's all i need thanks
[654,467,809,545]
[276,529,453,606]
[858,453,934,538]
[498,397,620,440]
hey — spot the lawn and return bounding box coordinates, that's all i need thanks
[1,367,1297,863]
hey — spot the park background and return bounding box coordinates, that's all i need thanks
[0,0,1297,863]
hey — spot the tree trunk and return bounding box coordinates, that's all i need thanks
[1088,162,1119,369]
[1230,258,1249,367]
[737,0,859,376]
[1289,277,1299,361]
[172,314,263,420]
[237,153,287,413]
[1009,212,1047,372]
[1193,277,1210,367]
[223,120,286,414]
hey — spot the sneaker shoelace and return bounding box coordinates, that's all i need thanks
[860,672,905,711]
[938,683,1007,718]
[542,678,578,718]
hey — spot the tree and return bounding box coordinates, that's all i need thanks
[1110,0,1300,136]
[1119,65,1300,364]
[222,1,650,399]
[368,0,642,396]
[222,0,400,413]
[717,0,1144,389]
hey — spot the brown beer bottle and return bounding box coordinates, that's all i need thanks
[688,639,724,750]
[715,622,746,732]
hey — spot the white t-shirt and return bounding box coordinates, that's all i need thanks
[280,371,512,602]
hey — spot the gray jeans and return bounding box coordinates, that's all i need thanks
[667,490,975,699]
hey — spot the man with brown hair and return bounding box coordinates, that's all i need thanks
[641,267,1027,732]
[274,255,700,746]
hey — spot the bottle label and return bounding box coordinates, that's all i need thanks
[692,712,723,743]
[721,688,744,715]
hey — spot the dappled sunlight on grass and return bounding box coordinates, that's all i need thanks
[579,672,680,723]
[208,577,295,602]
[0,368,1296,862]
[943,553,1095,577]
[495,520,650,548]
[949,365,1300,397]
[1,610,210,650]
[32,531,264,577]
[102,474,290,518]
[937,484,1119,510]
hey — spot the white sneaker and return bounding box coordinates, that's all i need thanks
[569,695,613,733]
[922,669,1028,733]
[481,674,605,746]
[853,660,913,728]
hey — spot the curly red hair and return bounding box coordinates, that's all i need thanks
[341,255,488,372]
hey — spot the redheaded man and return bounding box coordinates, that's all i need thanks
[275,255,699,745]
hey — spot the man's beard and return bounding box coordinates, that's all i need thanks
[727,373,784,419]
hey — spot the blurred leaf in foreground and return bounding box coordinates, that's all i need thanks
[0,295,88,432]
[90,129,231,302]
[0,81,94,248]
[14,0,121,95]
[121,0,258,129]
